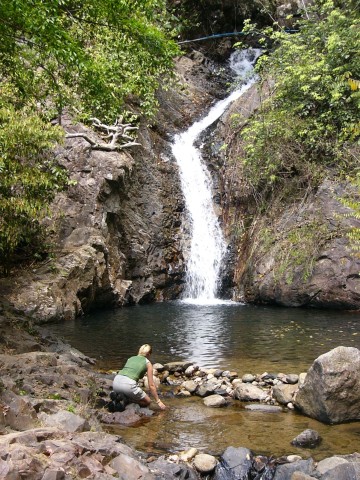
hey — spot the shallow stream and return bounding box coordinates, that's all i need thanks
[45,302,360,460]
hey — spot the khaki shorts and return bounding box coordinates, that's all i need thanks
[113,374,146,402]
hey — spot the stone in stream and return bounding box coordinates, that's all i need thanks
[272,383,298,405]
[203,394,227,408]
[234,383,268,402]
[245,404,283,413]
[291,429,322,448]
[162,361,194,373]
[193,453,218,473]
[213,446,252,480]
[182,380,197,393]
[242,373,256,383]
[294,346,360,424]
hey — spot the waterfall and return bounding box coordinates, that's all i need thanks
[172,49,260,304]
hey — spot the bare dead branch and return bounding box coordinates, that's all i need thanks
[65,133,98,146]
[65,117,140,151]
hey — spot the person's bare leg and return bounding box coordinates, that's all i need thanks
[138,394,151,407]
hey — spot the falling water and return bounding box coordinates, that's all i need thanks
[172,49,261,303]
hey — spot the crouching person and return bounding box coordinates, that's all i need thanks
[111,344,166,411]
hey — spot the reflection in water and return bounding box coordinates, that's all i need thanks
[44,302,360,459]
[44,302,360,373]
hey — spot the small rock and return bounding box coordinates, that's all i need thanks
[203,394,227,408]
[185,365,198,377]
[245,404,283,413]
[193,453,217,473]
[291,429,322,448]
[179,447,198,462]
[242,374,256,383]
[287,455,303,463]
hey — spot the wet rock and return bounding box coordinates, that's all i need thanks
[234,383,268,402]
[203,394,227,407]
[245,404,283,413]
[294,346,360,423]
[242,373,256,383]
[196,383,216,398]
[163,361,193,373]
[291,429,322,449]
[272,383,298,405]
[152,362,164,372]
[182,380,197,393]
[185,365,198,377]
[277,373,299,384]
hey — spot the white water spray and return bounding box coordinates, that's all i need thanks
[172,49,260,304]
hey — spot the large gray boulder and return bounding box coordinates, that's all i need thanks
[294,346,360,424]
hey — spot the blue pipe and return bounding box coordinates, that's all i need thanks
[177,30,298,44]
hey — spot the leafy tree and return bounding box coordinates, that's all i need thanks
[0,0,179,274]
[0,0,179,121]
[0,85,66,274]
[237,0,359,194]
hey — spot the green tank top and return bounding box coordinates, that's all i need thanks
[118,355,147,381]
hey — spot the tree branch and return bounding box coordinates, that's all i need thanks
[65,117,141,151]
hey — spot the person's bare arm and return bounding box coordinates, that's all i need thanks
[147,362,166,410]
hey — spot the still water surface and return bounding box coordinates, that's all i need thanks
[45,302,360,459]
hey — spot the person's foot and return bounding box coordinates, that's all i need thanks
[110,391,118,401]
[108,399,125,412]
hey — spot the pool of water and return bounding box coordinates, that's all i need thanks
[43,302,360,459]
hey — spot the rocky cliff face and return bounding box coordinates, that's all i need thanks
[204,84,360,309]
[0,54,231,322]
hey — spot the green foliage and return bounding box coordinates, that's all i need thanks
[237,0,360,194]
[0,88,66,274]
[0,0,179,121]
[48,393,62,400]
[340,172,360,253]
[0,0,179,274]
[272,220,334,285]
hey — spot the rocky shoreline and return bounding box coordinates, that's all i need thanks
[0,308,359,479]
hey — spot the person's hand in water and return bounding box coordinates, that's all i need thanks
[156,399,166,410]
